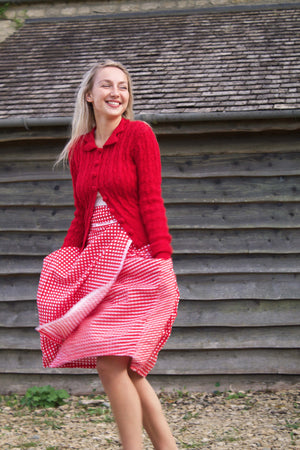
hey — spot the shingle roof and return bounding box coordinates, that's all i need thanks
[0,6,299,119]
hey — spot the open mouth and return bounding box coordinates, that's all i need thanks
[106,101,121,107]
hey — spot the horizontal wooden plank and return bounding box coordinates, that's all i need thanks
[0,206,74,231]
[2,176,300,205]
[0,373,102,395]
[162,152,300,178]
[0,160,66,182]
[167,326,300,350]
[2,229,300,256]
[173,255,300,275]
[0,231,65,255]
[0,373,299,395]
[0,256,43,274]
[1,203,300,231]
[176,299,300,327]
[158,130,300,155]
[152,349,300,375]
[172,229,300,254]
[1,349,299,375]
[163,176,300,203]
[1,299,299,328]
[178,273,300,300]
[0,180,73,206]
[2,151,300,182]
[166,203,300,229]
[2,254,300,276]
[0,275,40,301]
[1,326,299,351]
[1,273,300,301]
[0,140,63,161]
[0,328,40,349]
[0,301,38,327]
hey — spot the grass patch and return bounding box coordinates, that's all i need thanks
[19,443,38,449]
[43,419,63,430]
[225,392,247,400]
[0,394,20,408]
[20,385,69,409]
[178,439,205,448]
[285,420,300,430]
[175,388,189,398]
[183,411,200,420]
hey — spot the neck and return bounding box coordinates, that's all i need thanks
[94,115,122,148]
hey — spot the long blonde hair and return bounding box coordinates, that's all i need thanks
[56,60,134,165]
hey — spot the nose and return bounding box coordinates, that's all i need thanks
[110,85,120,97]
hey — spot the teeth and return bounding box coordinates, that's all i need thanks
[107,101,120,106]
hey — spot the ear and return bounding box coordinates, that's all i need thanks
[86,93,93,103]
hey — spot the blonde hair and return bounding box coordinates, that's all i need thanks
[56,60,134,165]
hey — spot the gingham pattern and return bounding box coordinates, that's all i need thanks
[36,206,179,377]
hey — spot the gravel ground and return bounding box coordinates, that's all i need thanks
[0,389,299,449]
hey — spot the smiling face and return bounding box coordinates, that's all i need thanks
[86,66,130,121]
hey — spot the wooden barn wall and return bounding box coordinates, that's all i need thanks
[0,118,300,394]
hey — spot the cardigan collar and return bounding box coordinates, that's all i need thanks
[82,117,128,152]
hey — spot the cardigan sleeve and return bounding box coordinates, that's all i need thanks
[133,122,172,259]
[62,146,85,248]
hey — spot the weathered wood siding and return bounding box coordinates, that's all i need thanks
[0,117,300,394]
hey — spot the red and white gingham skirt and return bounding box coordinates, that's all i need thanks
[36,205,179,377]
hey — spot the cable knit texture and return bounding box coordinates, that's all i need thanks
[62,118,172,259]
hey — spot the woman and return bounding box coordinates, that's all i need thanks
[36,60,179,449]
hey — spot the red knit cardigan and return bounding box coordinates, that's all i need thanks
[62,118,172,259]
